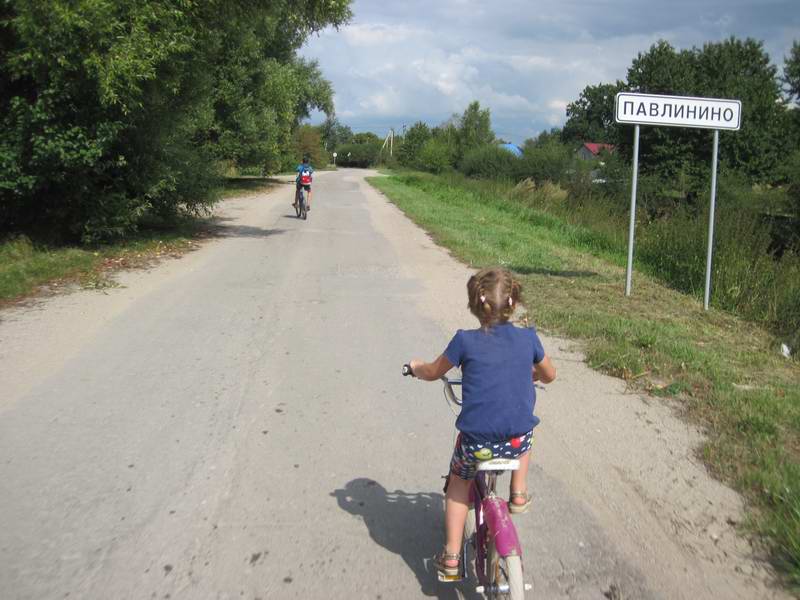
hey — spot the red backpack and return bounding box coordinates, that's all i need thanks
[300,167,313,185]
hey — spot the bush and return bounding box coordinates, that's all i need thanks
[459,145,518,179]
[398,121,431,167]
[336,142,381,168]
[514,141,573,184]
[418,138,455,174]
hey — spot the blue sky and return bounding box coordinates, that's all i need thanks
[301,0,800,144]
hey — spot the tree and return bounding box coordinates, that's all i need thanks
[457,101,494,161]
[398,121,431,167]
[561,82,625,146]
[0,0,352,241]
[319,116,353,151]
[352,132,380,145]
[526,127,562,148]
[784,41,800,103]
[618,38,789,184]
[293,125,328,167]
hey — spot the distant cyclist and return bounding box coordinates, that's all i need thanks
[294,155,314,211]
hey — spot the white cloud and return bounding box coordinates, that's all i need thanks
[302,0,800,143]
[342,23,426,46]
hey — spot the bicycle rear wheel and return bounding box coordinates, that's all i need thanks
[295,192,302,218]
[486,541,525,599]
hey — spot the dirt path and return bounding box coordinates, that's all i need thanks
[0,169,788,599]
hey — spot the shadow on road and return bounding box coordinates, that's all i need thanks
[203,217,286,239]
[331,478,480,600]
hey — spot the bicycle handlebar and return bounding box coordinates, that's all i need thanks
[402,363,462,406]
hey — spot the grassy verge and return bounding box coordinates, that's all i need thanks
[369,171,800,589]
[0,225,203,303]
[1,178,276,304]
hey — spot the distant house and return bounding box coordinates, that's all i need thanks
[577,142,615,161]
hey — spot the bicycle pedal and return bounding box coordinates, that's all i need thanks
[437,572,464,583]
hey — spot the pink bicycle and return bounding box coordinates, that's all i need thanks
[403,366,532,599]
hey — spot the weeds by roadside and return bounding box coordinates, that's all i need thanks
[368,171,800,588]
[0,229,202,305]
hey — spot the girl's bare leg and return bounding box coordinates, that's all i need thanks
[509,450,531,505]
[444,474,471,564]
[444,473,471,567]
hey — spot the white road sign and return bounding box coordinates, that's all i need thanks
[615,92,741,131]
[332,152,337,158]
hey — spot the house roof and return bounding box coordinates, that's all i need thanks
[582,143,615,155]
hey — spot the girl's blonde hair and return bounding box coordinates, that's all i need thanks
[466,267,522,328]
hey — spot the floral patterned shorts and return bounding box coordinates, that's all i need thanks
[449,430,533,480]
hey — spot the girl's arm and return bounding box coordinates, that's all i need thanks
[533,355,556,383]
[409,354,454,381]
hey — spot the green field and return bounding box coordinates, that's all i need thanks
[368,171,800,588]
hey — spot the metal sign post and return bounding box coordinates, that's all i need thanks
[614,92,741,309]
[704,130,719,310]
[625,125,640,296]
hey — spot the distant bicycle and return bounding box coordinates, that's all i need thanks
[403,366,532,599]
[295,186,308,220]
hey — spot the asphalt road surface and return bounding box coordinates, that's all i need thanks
[0,170,788,600]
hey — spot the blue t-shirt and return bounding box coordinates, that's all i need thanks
[443,322,546,443]
[296,163,314,183]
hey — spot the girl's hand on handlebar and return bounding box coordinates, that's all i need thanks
[403,355,454,381]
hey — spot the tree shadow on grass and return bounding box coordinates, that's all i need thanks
[510,265,599,278]
[331,478,481,599]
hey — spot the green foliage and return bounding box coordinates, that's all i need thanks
[625,38,790,184]
[319,116,353,152]
[417,138,455,174]
[516,138,574,184]
[398,121,431,168]
[562,82,625,146]
[352,132,381,145]
[459,144,517,179]
[0,0,352,242]
[457,101,494,163]
[293,125,329,168]
[783,41,800,103]
[336,141,380,167]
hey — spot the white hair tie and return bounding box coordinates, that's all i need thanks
[480,295,486,304]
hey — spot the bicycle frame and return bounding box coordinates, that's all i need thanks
[472,473,523,578]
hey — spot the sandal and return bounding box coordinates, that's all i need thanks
[508,491,532,514]
[433,549,462,580]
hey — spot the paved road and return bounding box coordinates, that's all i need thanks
[0,170,786,599]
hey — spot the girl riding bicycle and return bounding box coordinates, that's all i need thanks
[406,267,556,579]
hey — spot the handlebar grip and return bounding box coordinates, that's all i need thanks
[402,364,414,377]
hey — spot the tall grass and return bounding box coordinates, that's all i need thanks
[498,172,800,351]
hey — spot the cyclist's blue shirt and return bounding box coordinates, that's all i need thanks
[443,322,545,443]
[295,163,314,183]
